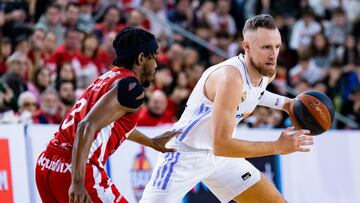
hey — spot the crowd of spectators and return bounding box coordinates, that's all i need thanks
[0,0,359,129]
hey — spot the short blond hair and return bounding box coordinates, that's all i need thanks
[242,14,277,36]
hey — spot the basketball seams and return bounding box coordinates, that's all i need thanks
[289,99,303,130]
[304,91,335,122]
[297,94,332,130]
[291,98,325,135]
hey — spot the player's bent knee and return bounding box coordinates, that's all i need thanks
[233,174,286,203]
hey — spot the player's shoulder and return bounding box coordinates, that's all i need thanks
[215,65,243,85]
[116,77,144,109]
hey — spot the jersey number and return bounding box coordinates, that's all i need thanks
[61,98,87,130]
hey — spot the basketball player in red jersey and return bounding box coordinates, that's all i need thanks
[35,27,180,203]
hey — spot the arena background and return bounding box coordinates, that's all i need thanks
[0,0,359,202]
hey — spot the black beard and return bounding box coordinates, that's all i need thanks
[141,80,151,88]
[140,68,154,88]
[250,57,276,77]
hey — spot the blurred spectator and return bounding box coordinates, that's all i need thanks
[278,39,297,70]
[168,71,190,119]
[142,0,172,38]
[289,50,325,86]
[308,0,329,18]
[94,5,124,43]
[126,9,148,29]
[49,29,81,74]
[190,23,213,66]
[322,61,343,109]
[342,0,360,23]
[270,0,301,20]
[181,47,199,70]
[208,0,236,36]
[87,0,115,22]
[27,67,51,104]
[160,43,184,74]
[28,28,46,68]
[35,4,66,46]
[56,80,76,118]
[324,7,352,46]
[340,64,359,103]
[310,32,336,69]
[245,107,270,128]
[33,0,55,23]
[266,109,285,128]
[0,91,36,123]
[137,90,174,126]
[0,10,3,28]
[13,34,31,55]
[313,82,328,94]
[167,0,193,29]
[193,1,215,28]
[340,85,360,129]
[154,64,173,94]
[76,3,96,33]
[213,32,232,56]
[294,79,311,94]
[0,1,30,39]
[0,79,16,114]
[1,51,29,110]
[97,31,116,73]
[228,33,244,57]
[338,35,360,65]
[42,32,57,72]
[0,37,12,75]
[290,7,321,50]
[273,14,291,44]
[271,62,287,95]
[55,63,77,88]
[33,88,61,124]
[78,33,102,88]
[62,2,82,31]
[246,0,271,19]
[17,91,37,123]
[185,64,204,90]
[62,1,94,33]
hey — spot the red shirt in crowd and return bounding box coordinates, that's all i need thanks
[137,107,174,126]
[49,44,82,69]
[32,110,62,124]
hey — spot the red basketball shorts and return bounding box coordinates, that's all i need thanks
[35,148,128,203]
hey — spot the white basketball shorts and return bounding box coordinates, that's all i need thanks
[140,142,261,203]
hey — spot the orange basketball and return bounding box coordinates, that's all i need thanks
[289,91,335,136]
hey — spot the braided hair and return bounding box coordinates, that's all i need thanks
[112,27,157,70]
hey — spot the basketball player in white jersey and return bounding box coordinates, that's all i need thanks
[140,14,314,203]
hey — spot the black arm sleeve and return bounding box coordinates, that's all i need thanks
[116,77,144,109]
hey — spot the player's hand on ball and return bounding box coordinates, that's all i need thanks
[69,182,91,203]
[151,130,182,153]
[276,127,314,155]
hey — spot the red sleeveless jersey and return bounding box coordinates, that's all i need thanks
[48,67,139,168]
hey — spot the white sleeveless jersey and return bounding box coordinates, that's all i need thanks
[170,55,269,150]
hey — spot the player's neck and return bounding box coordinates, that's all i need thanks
[244,55,263,87]
[132,65,142,80]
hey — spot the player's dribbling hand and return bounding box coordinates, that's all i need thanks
[276,127,314,155]
[69,182,91,203]
[151,130,182,153]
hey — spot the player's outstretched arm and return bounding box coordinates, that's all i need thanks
[208,66,313,158]
[258,74,292,114]
[258,90,292,114]
[69,78,143,203]
[127,129,181,153]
